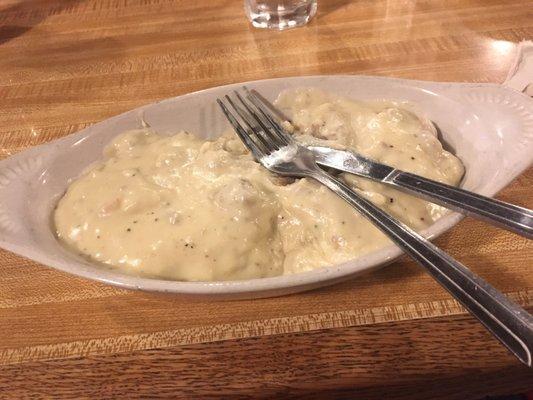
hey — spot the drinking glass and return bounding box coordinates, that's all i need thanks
[244,0,317,30]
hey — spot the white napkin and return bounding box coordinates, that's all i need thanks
[503,40,533,96]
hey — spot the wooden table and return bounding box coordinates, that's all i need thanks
[0,0,532,398]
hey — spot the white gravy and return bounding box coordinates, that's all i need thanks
[54,88,464,281]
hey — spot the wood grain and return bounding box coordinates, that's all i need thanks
[0,0,532,398]
[1,314,532,399]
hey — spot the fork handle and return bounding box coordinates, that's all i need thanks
[311,169,533,367]
[386,171,533,239]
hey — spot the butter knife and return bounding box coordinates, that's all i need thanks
[310,145,533,239]
[247,87,533,238]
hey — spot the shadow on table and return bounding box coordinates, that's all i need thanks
[0,0,83,45]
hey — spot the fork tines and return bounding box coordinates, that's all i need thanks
[217,88,292,159]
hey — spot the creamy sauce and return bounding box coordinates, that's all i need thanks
[54,88,464,281]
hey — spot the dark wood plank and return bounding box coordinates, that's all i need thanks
[1,313,532,399]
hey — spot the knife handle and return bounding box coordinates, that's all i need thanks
[386,171,533,239]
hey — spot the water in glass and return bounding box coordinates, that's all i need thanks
[244,0,317,30]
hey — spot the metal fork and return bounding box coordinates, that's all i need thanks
[217,88,533,367]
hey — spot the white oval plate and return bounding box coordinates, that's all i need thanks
[1,76,532,299]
